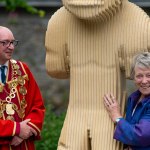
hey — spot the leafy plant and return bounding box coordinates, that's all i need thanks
[35,104,66,150]
[0,0,45,17]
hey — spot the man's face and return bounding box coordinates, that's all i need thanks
[0,28,15,64]
[62,0,121,19]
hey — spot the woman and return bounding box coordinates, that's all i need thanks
[103,52,150,150]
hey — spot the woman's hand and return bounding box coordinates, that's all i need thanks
[103,94,122,122]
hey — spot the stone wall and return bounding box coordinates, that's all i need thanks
[0,8,69,113]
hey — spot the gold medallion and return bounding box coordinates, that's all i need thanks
[1,103,5,113]
[17,76,25,85]
[17,70,22,76]
[0,103,3,118]
[17,109,25,118]
[12,64,19,70]
[6,104,15,115]
[0,84,4,92]
[12,104,18,110]
[2,104,6,111]
[9,82,17,89]
[6,115,14,121]
[19,86,27,95]
[0,112,3,118]
[21,99,27,108]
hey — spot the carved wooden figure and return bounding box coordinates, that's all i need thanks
[45,0,150,149]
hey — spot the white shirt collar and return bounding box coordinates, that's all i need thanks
[0,61,8,68]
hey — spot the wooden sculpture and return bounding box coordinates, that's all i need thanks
[45,0,150,149]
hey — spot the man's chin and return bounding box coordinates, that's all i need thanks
[6,55,12,60]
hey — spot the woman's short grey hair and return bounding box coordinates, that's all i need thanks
[130,52,150,79]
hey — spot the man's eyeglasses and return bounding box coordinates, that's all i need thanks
[0,40,19,47]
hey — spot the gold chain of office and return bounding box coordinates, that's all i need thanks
[0,59,28,121]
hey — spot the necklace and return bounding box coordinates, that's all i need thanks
[0,60,27,121]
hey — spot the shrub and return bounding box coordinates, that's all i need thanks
[0,0,45,17]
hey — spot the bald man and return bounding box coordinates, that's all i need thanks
[0,26,45,150]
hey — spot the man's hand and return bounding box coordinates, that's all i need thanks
[103,94,122,122]
[30,126,37,137]
[19,119,38,139]
[19,119,32,139]
[10,136,23,146]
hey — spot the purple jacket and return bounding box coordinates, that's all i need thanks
[114,90,150,150]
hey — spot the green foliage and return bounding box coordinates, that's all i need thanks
[0,0,45,17]
[35,104,66,150]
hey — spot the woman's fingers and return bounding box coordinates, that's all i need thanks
[103,95,110,107]
[104,94,115,106]
[110,94,115,103]
[103,93,122,122]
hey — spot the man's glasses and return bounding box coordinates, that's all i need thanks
[0,40,19,47]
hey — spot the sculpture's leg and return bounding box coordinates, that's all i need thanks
[57,112,91,150]
[87,129,92,150]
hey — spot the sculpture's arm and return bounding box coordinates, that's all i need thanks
[118,45,134,79]
[45,8,70,79]
[118,12,150,79]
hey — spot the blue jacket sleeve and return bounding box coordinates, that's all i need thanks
[114,117,150,146]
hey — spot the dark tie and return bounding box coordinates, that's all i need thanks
[0,66,6,84]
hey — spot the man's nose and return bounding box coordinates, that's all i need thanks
[7,43,14,49]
